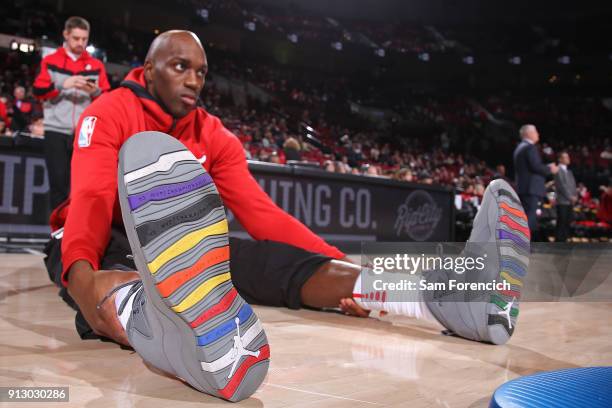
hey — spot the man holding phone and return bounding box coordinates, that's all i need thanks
[34,16,110,210]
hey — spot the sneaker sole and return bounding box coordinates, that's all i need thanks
[424,179,530,345]
[486,179,530,344]
[117,131,270,401]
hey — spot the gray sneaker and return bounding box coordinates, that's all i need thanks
[117,131,270,401]
[425,179,530,345]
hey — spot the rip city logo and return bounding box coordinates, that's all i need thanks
[394,190,442,241]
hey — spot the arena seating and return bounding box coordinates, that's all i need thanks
[1,0,610,240]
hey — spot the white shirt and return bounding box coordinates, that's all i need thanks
[63,45,81,62]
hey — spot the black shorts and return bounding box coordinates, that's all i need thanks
[44,226,331,339]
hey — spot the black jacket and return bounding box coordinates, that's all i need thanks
[9,99,34,133]
[513,140,551,197]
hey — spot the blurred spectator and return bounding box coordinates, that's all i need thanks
[283,137,302,161]
[493,164,511,183]
[33,16,110,210]
[323,160,335,172]
[554,151,577,242]
[365,164,381,177]
[369,144,380,161]
[393,167,414,182]
[334,161,347,174]
[9,86,34,134]
[29,116,45,138]
[577,182,592,205]
[269,151,281,164]
[0,95,9,132]
[597,184,612,223]
[419,170,433,184]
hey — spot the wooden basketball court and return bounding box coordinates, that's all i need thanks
[1,252,611,407]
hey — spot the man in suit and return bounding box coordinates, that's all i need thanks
[554,151,577,242]
[513,124,558,240]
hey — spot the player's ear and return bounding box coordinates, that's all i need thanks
[143,60,154,84]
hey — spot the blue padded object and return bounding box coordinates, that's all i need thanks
[490,367,612,408]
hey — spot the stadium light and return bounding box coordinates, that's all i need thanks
[12,40,35,53]
[374,48,385,57]
[244,21,256,32]
[86,44,96,54]
[331,41,343,51]
[558,56,571,65]
[462,56,474,65]
[418,52,430,62]
[287,33,298,43]
[509,56,521,65]
[197,8,209,22]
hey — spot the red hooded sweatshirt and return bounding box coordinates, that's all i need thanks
[56,68,344,285]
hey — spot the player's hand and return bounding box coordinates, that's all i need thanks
[66,261,139,346]
[339,297,371,317]
[62,75,88,89]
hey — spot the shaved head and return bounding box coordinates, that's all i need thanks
[143,30,208,118]
[145,30,203,62]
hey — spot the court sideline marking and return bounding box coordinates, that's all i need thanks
[262,382,383,405]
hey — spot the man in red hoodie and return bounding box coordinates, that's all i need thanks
[46,30,367,347]
[46,32,528,392]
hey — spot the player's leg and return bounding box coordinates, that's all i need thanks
[300,180,530,345]
[230,235,436,322]
[226,237,336,310]
[300,259,360,308]
[43,130,71,209]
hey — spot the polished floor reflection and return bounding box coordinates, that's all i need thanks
[1,253,611,407]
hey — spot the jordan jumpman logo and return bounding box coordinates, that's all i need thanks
[498,297,515,329]
[228,317,260,379]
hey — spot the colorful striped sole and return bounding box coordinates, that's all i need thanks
[117,131,269,402]
[490,184,530,340]
[423,179,530,345]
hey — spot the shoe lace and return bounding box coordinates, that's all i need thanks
[95,279,142,312]
[117,280,144,316]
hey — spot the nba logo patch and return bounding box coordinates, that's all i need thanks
[78,116,97,147]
